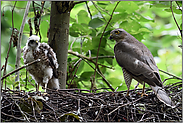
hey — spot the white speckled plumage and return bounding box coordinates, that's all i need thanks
[23,35,60,91]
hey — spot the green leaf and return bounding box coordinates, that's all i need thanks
[80,71,93,81]
[77,10,90,24]
[164,8,182,14]
[88,18,104,29]
[115,1,139,14]
[119,20,141,32]
[76,60,85,74]
[105,58,113,65]
[91,37,106,49]
[60,113,82,122]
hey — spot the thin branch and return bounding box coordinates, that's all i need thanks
[2,1,17,90]
[70,36,90,50]
[170,1,182,37]
[1,112,26,121]
[107,96,143,115]
[68,59,82,88]
[159,69,182,80]
[37,1,45,36]
[91,1,112,27]
[85,1,92,19]
[93,1,120,87]
[92,1,111,16]
[1,59,41,81]
[68,50,114,69]
[68,50,115,91]
[82,58,115,92]
[14,100,30,122]
[15,1,31,87]
[175,1,182,11]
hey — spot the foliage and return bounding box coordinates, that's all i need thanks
[1,1,182,92]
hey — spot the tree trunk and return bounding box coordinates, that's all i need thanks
[48,1,74,89]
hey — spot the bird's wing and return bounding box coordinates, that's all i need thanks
[114,41,162,87]
[39,43,59,78]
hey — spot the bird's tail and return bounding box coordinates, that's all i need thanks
[150,85,176,108]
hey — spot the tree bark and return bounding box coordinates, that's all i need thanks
[48,1,74,89]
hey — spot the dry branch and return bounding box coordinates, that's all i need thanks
[93,1,120,88]
[1,59,41,81]
[1,81,182,122]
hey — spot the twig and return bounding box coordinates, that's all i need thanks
[82,58,115,92]
[91,1,108,23]
[85,1,92,19]
[15,1,31,86]
[175,1,182,11]
[1,59,41,80]
[70,36,90,50]
[68,50,114,69]
[2,1,17,91]
[68,59,82,88]
[1,112,26,121]
[107,96,143,115]
[12,95,30,122]
[93,1,120,87]
[170,1,182,37]
[30,98,38,122]
[159,69,182,80]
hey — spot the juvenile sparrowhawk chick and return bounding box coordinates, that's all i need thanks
[109,28,175,108]
[23,35,60,92]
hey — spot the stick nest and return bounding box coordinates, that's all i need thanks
[1,81,182,122]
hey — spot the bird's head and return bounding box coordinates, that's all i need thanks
[109,28,128,43]
[27,35,40,49]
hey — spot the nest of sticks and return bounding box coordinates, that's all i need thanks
[1,81,182,122]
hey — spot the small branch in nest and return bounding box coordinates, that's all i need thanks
[13,97,30,122]
[30,98,38,122]
[1,112,26,122]
[107,96,144,115]
[1,59,41,81]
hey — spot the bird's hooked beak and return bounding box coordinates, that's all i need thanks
[109,34,113,40]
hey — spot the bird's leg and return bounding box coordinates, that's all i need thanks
[126,88,130,96]
[138,82,148,96]
[134,82,140,91]
[44,83,47,92]
[36,83,39,92]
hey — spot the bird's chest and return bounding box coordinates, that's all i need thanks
[26,61,47,76]
[114,43,142,67]
[25,50,40,63]
[25,50,47,75]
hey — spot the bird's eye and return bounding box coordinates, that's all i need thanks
[115,31,120,35]
[30,40,34,43]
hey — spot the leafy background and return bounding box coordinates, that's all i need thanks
[1,1,182,92]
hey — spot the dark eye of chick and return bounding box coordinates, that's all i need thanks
[114,31,120,35]
[29,40,34,43]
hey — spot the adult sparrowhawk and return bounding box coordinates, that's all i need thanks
[109,28,175,108]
